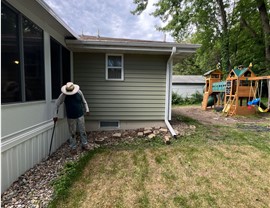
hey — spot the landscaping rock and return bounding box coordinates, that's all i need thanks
[148,134,156,139]
[153,130,159,135]
[159,128,168,133]
[163,136,171,145]
[113,133,121,138]
[143,130,152,135]
[94,137,105,144]
[137,132,144,137]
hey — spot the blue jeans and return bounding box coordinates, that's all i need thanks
[67,115,88,149]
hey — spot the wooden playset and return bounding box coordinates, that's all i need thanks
[202,64,270,116]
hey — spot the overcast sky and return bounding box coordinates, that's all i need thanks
[43,0,174,42]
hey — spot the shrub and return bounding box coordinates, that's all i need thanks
[188,91,203,104]
[172,91,203,105]
[172,92,184,105]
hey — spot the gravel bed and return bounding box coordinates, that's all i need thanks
[1,128,175,208]
[1,141,93,208]
[1,122,195,208]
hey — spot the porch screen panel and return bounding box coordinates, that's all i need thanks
[1,4,21,103]
[23,17,45,101]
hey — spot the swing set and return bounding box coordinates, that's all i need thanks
[202,63,270,116]
[224,73,270,116]
[247,79,270,112]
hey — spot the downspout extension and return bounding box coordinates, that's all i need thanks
[165,119,177,139]
[165,47,177,139]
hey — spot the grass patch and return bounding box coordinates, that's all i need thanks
[48,148,105,207]
[49,114,270,208]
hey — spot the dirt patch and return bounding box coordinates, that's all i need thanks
[172,106,270,126]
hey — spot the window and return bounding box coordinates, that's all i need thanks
[23,18,45,101]
[50,37,71,99]
[106,54,124,80]
[1,4,21,103]
[1,2,44,104]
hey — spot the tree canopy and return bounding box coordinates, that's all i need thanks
[132,0,270,76]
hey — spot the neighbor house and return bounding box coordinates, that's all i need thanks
[172,75,205,98]
[1,0,200,192]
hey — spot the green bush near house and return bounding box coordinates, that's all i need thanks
[172,92,184,105]
[172,91,203,105]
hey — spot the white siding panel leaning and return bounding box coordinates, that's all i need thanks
[1,120,69,193]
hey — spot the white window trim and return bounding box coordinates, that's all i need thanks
[105,54,124,81]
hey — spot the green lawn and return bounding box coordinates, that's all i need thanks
[49,116,270,208]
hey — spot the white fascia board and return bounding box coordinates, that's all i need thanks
[68,46,173,54]
[66,39,200,54]
[66,39,200,49]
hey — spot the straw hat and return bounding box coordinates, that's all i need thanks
[61,82,79,95]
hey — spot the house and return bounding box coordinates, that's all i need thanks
[1,0,200,192]
[172,75,205,98]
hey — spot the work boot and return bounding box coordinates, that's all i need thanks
[71,148,77,155]
[82,144,91,151]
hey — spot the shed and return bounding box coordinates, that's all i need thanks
[172,75,205,97]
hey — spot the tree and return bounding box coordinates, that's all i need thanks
[256,0,270,70]
[132,0,231,72]
[229,0,268,74]
[132,0,270,75]
[216,0,230,71]
[173,54,203,75]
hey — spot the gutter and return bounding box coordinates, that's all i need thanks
[165,47,177,139]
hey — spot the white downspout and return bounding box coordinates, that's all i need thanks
[165,47,177,138]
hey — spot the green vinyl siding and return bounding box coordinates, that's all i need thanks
[73,53,168,120]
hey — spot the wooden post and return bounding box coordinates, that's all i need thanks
[268,79,270,108]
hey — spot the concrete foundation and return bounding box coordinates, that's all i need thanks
[85,120,166,131]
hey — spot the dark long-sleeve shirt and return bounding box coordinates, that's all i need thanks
[55,90,89,119]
